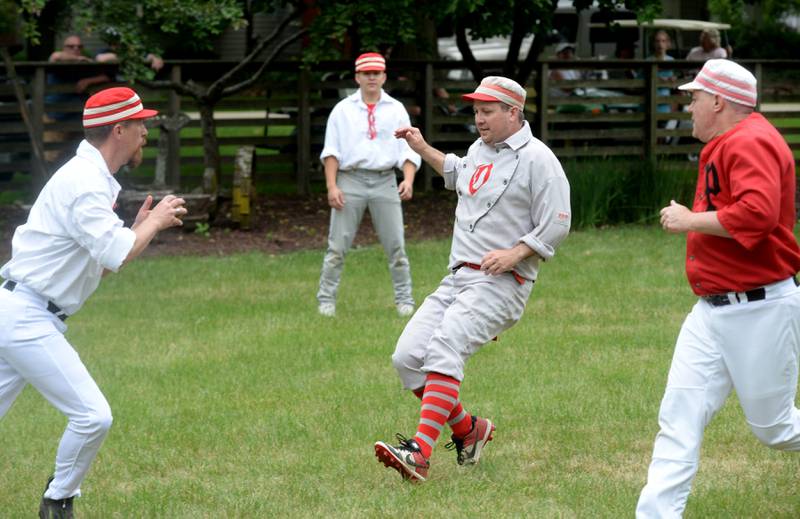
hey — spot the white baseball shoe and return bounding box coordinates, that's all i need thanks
[396,303,415,317]
[318,303,335,317]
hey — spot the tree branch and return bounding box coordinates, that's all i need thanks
[505,2,526,77]
[455,21,483,82]
[138,78,202,98]
[208,7,301,99]
[222,28,308,97]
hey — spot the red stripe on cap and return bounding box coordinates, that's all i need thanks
[702,67,756,94]
[695,75,755,105]
[481,83,525,104]
[83,99,143,122]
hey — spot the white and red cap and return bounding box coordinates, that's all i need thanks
[83,87,158,128]
[462,76,526,110]
[355,53,386,72]
[678,59,757,108]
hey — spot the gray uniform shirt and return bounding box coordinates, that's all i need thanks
[442,121,571,281]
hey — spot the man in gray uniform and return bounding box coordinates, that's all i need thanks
[374,76,571,482]
[317,52,421,317]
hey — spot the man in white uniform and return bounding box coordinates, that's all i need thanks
[317,52,421,317]
[0,87,187,518]
[374,76,571,482]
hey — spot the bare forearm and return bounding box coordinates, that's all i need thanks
[123,219,161,265]
[418,144,445,176]
[402,161,417,183]
[688,211,731,237]
[323,156,339,189]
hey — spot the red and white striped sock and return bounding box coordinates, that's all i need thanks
[414,373,461,459]
[413,386,473,438]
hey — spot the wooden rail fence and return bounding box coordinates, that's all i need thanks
[2,59,800,194]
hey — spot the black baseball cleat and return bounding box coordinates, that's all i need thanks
[39,477,74,519]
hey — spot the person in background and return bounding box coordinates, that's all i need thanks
[686,28,728,62]
[44,35,111,164]
[317,53,421,318]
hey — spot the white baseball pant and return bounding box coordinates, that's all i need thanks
[392,267,532,389]
[317,169,414,307]
[0,282,112,500]
[637,277,800,518]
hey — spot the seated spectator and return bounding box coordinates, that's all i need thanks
[549,43,582,96]
[649,30,676,114]
[685,28,727,61]
[44,35,110,164]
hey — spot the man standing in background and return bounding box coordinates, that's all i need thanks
[317,53,421,317]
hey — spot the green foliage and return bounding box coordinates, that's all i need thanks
[69,0,247,80]
[565,159,697,228]
[305,0,419,60]
[711,0,800,58]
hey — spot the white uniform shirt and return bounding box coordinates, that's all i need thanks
[442,122,571,281]
[1,140,136,315]
[320,89,421,172]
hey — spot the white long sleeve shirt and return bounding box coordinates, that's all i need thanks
[1,140,136,315]
[320,89,421,172]
[442,122,571,281]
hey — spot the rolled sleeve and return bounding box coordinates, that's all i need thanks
[397,141,422,170]
[69,192,136,271]
[520,176,571,260]
[442,153,462,191]
[320,107,342,163]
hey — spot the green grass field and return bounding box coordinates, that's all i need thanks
[1,227,800,517]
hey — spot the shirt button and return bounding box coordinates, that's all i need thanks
[462,163,466,169]
[503,179,508,185]
[689,255,695,261]
[515,154,519,159]
[695,282,701,287]
[469,224,474,230]
[486,202,492,208]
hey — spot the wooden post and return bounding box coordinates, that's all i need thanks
[645,62,658,161]
[754,62,763,112]
[232,145,255,230]
[1,50,47,188]
[31,65,45,177]
[296,68,311,195]
[167,64,182,187]
[422,63,434,192]
[534,62,549,143]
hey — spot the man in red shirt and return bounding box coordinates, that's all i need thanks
[637,59,800,517]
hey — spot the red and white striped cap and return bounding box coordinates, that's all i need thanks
[83,87,158,128]
[355,53,386,72]
[678,59,757,108]
[462,76,526,110]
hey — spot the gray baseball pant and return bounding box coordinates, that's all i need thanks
[392,267,532,389]
[317,169,414,306]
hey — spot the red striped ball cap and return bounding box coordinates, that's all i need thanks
[462,76,526,110]
[678,59,757,108]
[355,53,386,72]
[83,87,158,128]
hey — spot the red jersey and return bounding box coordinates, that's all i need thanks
[686,112,800,295]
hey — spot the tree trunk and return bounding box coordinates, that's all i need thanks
[198,101,220,197]
[455,21,483,82]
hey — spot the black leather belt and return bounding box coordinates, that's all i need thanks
[702,277,800,307]
[2,280,68,321]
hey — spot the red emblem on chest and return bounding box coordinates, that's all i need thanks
[468,164,493,195]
